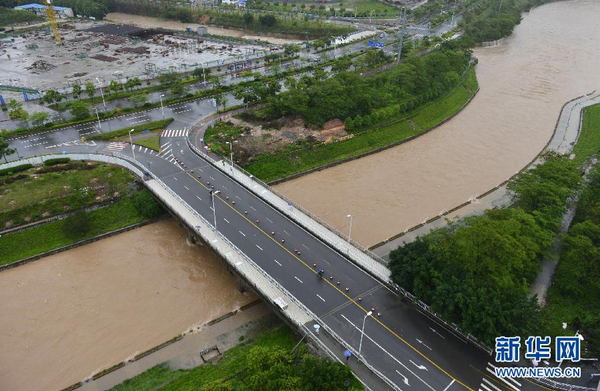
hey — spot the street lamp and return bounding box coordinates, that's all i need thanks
[358,311,373,355]
[95,77,106,110]
[226,140,234,173]
[128,129,136,160]
[211,190,221,229]
[347,214,353,244]
[93,107,101,130]
[159,94,165,119]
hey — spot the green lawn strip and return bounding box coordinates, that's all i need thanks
[244,68,478,182]
[108,326,297,391]
[134,135,161,151]
[0,163,135,227]
[89,119,174,141]
[0,197,146,266]
[572,103,600,165]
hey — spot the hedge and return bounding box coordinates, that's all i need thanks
[0,163,33,177]
[43,158,71,166]
[89,118,174,141]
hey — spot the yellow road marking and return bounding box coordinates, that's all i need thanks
[185,171,474,391]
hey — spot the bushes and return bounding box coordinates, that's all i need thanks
[0,163,32,177]
[131,190,163,219]
[62,210,90,239]
[89,119,174,141]
[43,157,71,166]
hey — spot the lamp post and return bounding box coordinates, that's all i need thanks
[129,129,136,160]
[94,106,101,130]
[226,140,234,173]
[211,190,221,229]
[95,77,106,110]
[159,94,165,119]
[347,214,353,244]
[358,311,373,355]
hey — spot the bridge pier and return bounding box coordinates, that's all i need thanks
[187,230,196,244]
[237,278,246,294]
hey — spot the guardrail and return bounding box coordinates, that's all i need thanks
[186,136,496,356]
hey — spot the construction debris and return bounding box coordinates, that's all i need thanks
[27,60,56,71]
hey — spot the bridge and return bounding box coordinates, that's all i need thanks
[4,96,598,391]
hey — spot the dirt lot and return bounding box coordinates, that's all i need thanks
[211,115,349,162]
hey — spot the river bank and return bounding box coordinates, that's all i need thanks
[273,0,600,248]
[0,219,256,391]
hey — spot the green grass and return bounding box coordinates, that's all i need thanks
[109,326,297,391]
[572,103,600,165]
[89,119,174,141]
[0,195,148,266]
[0,163,136,227]
[204,121,245,156]
[134,135,161,151]
[244,67,478,182]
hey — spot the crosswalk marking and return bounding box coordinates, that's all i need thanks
[160,128,189,138]
[104,142,128,152]
[478,363,520,391]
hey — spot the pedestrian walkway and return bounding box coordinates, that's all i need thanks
[161,128,189,138]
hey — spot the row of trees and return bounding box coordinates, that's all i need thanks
[254,48,470,127]
[0,0,109,19]
[389,153,581,345]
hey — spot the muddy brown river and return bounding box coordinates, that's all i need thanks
[275,0,600,247]
[0,220,255,391]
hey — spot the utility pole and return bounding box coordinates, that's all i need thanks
[396,7,407,64]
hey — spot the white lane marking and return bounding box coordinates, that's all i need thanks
[294,276,303,284]
[239,231,246,237]
[173,177,178,181]
[482,378,501,391]
[409,360,427,371]
[266,218,273,223]
[256,245,263,251]
[283,230,291,236]
[442,379,455,391]
[274,259,282,266]
[302,244,310,250]
[429,327,446,339]
[341,314,435,391]
[416,338,432,351]
[224,218,230,224]
[486,367,520,389]
[210,176,215,180]
[316,294,326,302]
[196,196,202,201]
[184,186,190,190]
[395,370,410,386]
[223,185,228,190]
[144,147,148,153]
[250,206,257,211]
[235,195,241,200]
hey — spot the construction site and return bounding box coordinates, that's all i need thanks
[0,19,269,98]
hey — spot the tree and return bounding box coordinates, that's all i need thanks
[131,93,149,107]
[258,14,277,27]
[42,89,64,104]
[243,12,254,26]
[71,84,82,100]
[131,191,163,219]
[7,99,21,112]
[169,81,191,97]
[0,132,16,163]
[84,81,96,98]
[30,111,50,127]
[158,72,180,86]
[283,44,301,57]
[9,108,29,126]
[70,101,90,120]
[109,80,122,94]
[124,77,141,91]
[62,210,90,239]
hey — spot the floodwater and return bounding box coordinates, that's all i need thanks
[275,0,600,247]
[0,219,255,391]
[106,13,300,44]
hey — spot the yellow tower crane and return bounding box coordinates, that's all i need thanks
[45,0,62,44]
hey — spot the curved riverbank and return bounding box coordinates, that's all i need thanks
[274,0,600,248]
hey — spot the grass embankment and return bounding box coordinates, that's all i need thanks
[0,162,134,228]
[572,103,600,165]
[135,135,161,151]
[109,326,362,391]
[89,118,173,141]
[0,194,150,266]
[243,67,478,182]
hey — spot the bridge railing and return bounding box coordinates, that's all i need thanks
[187,136,496,356]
